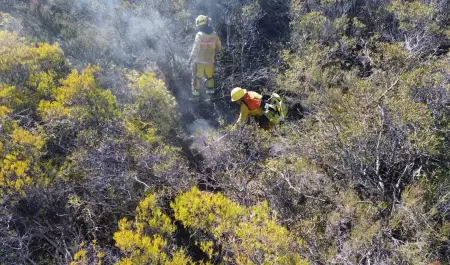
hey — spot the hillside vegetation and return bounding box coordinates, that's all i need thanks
[0,0,449,264]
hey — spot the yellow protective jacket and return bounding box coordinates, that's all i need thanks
[190,29,222,65]
[237,91,264,124]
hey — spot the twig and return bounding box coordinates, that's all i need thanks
[192,133,229,157]
[270,169,328,202]
[428,191,450,215]
[25,257,37,265]
[376,76,399,103]
[134,175,151,189]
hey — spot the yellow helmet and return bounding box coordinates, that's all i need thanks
[196,15,208,27]
[231,87,246,102]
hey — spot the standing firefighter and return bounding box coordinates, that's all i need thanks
[231,87,288,130]
[189,15,222,99]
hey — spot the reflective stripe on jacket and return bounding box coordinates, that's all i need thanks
[190,31,221,65]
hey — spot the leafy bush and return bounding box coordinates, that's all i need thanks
[124,72,179,138]
[0,30,67,115]
[0,114,45,196]
[113,187,309,264]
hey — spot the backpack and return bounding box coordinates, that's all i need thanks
[262,93,288,125]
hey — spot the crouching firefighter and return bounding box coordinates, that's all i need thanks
[188,15,222,99]
[230,87,288,130]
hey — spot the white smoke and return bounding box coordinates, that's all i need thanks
[186,118,214,135]
[65,0,184,64]
[2,0,230,120]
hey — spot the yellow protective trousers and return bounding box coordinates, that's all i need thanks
[192,63,215,92]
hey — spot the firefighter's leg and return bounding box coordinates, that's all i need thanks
[205,65,215,96]
[258,115,272,130]
[192,63,203,98]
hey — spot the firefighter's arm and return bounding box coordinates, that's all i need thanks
[215,34,222,53]
[189,33,201,62]
[236,103,249,124]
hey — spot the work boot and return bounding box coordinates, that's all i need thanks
[192,89,200,100]
[205,89,215,100]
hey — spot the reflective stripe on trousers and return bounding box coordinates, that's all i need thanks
[192,63,215,90]
[194,60,214,66]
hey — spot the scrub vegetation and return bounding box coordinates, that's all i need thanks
[0,0,449,264]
